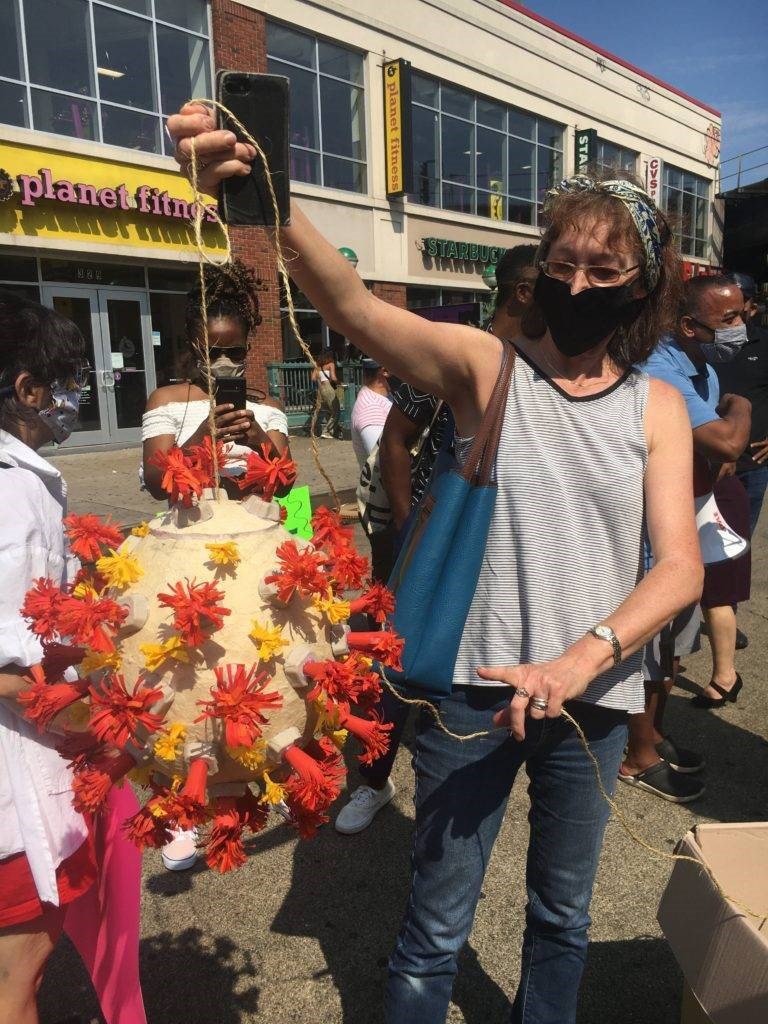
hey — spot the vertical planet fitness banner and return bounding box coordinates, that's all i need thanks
[383,58,413,199]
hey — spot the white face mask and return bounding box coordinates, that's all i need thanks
[700,324,749,363]
[39,380,82,443]
[209,352,246,378]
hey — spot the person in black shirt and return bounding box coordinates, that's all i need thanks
[717,272,768,536]
[382,244,538,534]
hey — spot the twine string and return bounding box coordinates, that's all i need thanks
[187,98,340,509]
[184,99,765,926]
[379,673,766,924]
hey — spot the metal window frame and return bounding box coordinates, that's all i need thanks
[662,164,710,258]
[266,26,367,194]
[411,71,564,224]
[8,0,211,156]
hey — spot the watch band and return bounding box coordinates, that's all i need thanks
[588,625,622,668]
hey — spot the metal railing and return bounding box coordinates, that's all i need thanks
[267,360,363,430]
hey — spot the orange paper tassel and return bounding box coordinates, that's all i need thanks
[148,447,204,506]
[345,631,405,671]
[237,443,297,501]
[17,666,89,732]
[264,541,327,603]
[157,579,231,646]
[348,582,396,624]
[64,514,124,562]
[336,707,393,766]
[72,750,136,814]
[88,673,165,748]
[196,664,283,747]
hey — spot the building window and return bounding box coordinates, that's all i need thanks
[596,139,637,177]
[410,73,563,226]
[0,252,40,302]
[0,0,211,155]
[662,165,710,259]
[406,286,487,308]
[267,21,366,194]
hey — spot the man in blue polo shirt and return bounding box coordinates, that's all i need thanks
[620,275,751,802]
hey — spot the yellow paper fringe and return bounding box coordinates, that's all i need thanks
[96,548,144,590]
[226,740,267,771]
[249,621,289,662]
[206,541,241,567]
[154,722,188,762]
[140,635,191,673]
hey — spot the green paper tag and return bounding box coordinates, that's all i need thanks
[276,485,313,539]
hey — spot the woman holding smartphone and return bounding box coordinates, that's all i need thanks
[167,104,704,1023]
[142,258,290,501]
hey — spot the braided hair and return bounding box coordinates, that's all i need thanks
[185,258,263,342]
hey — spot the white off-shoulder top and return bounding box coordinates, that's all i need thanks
[141,399,289,479]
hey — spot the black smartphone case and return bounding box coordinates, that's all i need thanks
[214,377,247,411]
[216,71,291,227]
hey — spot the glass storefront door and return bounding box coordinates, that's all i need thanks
[40,285,155,447]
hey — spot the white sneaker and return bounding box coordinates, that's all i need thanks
[161,827,199,871]
[334,780,396,834]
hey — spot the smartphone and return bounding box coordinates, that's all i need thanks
[216,71,291,227]
[214,376,247,411]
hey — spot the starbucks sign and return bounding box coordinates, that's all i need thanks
[422,236,506,265]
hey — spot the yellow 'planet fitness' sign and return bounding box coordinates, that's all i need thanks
[0,140,226,256]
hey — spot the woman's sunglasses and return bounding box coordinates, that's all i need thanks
[209,346,249,361]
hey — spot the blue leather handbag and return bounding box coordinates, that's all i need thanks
[386,344,515,697]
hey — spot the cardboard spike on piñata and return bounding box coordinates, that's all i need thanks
[17,442,397,872]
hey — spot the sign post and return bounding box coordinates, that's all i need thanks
[383,58,413,199]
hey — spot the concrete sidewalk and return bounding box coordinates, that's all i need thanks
[49,434,361,525]
[37,453,768,1024]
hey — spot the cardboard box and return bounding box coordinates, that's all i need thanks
[658,822,768,1024]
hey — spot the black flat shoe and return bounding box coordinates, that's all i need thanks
[618,760,705,803]
[655,736,704,774]
[690,673,743,709]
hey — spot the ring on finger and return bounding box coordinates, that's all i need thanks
[530,697,549,711]
[514,687,531,700]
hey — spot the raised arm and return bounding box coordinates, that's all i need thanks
[167,104,501,434]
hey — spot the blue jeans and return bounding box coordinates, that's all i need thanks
[384,687,629,1024]
[737,465,768,538]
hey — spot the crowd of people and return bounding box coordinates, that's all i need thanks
[0,94,764,1024]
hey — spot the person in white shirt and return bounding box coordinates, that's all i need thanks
[0,291,96,1020]
[142,259,291,870]
[142,258,290,501]
[350,359,392,467]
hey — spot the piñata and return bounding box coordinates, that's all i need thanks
[16,442,397,871]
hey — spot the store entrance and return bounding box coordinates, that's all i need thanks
[40,285,156,448]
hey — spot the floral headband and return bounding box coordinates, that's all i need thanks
[543,175,664,291]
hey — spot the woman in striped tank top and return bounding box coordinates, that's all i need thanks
[170,109,704,1024]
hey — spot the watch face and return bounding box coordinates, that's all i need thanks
[594,626,612,640]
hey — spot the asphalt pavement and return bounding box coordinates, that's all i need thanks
[39,441,768,1024]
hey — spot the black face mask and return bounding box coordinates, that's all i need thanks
[533,273,647,357]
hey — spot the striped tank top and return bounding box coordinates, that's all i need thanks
[453,344,649,713]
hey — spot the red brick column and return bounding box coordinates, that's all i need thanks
[211,0,281,396]
[370,282,408,308]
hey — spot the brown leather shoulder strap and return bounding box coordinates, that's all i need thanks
[460,342,515,485]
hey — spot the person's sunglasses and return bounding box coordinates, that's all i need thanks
[209,346,248,361]
[539,260,641,287]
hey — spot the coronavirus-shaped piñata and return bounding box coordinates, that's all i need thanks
[17,440,399,871]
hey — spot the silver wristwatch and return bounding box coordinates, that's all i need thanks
[588,624,622,667]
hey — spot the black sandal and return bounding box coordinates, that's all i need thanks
[618,760,704,803]
[690,673,743,709]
